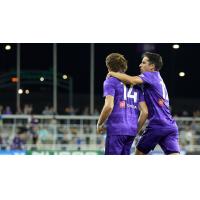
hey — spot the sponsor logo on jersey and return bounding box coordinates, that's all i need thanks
[119,101,126,108]
[127,104,137,109]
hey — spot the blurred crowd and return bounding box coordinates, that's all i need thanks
[0,116,105,151]
[1,104,200,153]
[1,104,200,117]
[0,104,100,116]
[173,108,200,117]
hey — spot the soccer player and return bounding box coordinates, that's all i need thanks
[97,53,148,155]
[108,52,180,155]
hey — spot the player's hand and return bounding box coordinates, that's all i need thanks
[97,123,106,134]
[107,71,114,78]
[106,73,111,78]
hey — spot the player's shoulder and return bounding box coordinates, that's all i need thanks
[104,76,121,85]
[141,71,161,81]
[142,71,159,76]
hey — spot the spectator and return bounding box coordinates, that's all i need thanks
[27,116,40,148]
[59,132,70,151]
[48,107,55,115]
[42,106,51,115]
[94,108,100,116]
[182,109,189,117]
[3,106,12,115]
[83,107,89,115]
[193,109,200,117]
[10,127,28,150]
[23,104,33,115]
[64,106,78,115]
[64,107,71,115]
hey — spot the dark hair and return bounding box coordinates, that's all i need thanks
[142,52,163,70]
[105,53,128,72]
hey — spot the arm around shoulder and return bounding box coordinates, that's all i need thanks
[108,72,143,85]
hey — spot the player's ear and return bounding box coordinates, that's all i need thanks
[150,64,155,71]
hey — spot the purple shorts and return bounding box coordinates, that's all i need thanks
[137,126,180,155]
[105,135,135,155]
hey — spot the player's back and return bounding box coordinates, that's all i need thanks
[139,71,177,129]
[103,77,144,136]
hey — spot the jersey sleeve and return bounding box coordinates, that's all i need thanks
[139,72,156,85]
[103,78,116,97]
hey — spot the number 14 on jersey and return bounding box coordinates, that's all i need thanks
[123,84,137,103]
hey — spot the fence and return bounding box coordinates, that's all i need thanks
[0,115,200,154]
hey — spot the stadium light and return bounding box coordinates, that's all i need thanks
[18,89,23,94]
[63,74,68,79]
[25,89,30,94]
[179,72,185,77]
[173,44,180,49]
[11,77,18,83]
[40,77,44,82]
[5,44,11,50]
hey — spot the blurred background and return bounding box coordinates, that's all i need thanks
[0,43,199,155]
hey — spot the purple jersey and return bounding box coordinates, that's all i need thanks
[103,77,144,136]
[139,71,176,128]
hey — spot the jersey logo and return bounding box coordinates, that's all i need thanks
[158,98,164,106]
[119,101,126,108]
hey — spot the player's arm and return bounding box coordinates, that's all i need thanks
[97,95,114,134]
[108,72,143,85]
[137,101,148,135]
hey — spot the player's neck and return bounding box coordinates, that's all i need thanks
[149,69,158,72]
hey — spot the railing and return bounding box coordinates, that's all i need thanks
[0,114,103,154]
[0,115,200,154]
[174,117,200,154]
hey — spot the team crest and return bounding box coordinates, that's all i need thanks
[158,99,164,106]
